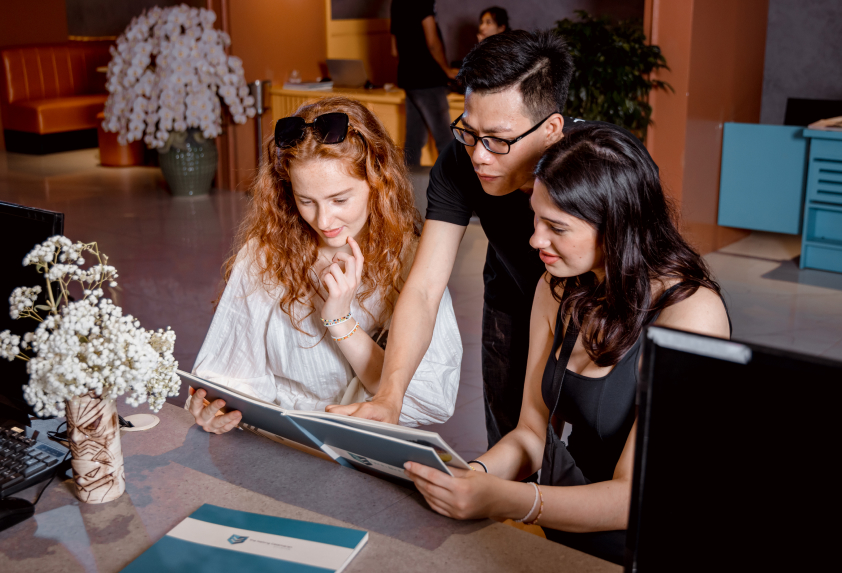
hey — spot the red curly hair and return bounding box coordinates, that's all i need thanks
[225,96,421,336]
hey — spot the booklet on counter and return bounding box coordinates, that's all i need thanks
[121,504,368,573]
[282,81,334,91]
[808,116,842,132]
[177,370,471,481]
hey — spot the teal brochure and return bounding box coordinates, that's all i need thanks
[121,504,368,573]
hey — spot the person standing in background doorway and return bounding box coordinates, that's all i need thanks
[477,7,508,42]
[391,1,458,167]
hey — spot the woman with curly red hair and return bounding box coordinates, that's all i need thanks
[188,96,461,431]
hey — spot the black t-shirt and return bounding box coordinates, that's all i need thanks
[390,0,448,90]
[425,118,657,316]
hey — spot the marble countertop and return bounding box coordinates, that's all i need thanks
[0,403,620,573]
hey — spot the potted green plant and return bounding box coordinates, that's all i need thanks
[554,10,672,141]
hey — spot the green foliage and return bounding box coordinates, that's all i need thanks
[554,10,672,141]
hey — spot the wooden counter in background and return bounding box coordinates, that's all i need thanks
[270,87,464,166]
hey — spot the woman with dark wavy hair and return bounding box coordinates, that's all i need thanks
[404,124,730,564]
[188,96,461,431]
[477,7,508,42]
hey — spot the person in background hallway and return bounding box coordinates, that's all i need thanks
[391,0,458,167]
[404,124,731,565]
[477,7,508,42]
[187,97,461,432]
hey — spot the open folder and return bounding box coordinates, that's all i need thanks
[177,371,470,481]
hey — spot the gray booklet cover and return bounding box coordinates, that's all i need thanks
[178,371,468,482]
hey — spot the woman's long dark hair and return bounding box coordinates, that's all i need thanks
[536,124,721,366]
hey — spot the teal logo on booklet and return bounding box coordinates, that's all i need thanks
[228,534,248,544]
[347,452,373,466]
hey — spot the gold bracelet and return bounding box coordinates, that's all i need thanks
[524,485,544,525]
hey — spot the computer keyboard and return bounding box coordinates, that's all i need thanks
[0,427,67,499]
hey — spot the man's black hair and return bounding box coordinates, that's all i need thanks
[479,6,509,30]
[457,30,573,121]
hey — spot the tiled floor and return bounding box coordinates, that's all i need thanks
[0,148,249,372]
[708,232,842,361]
[2,148,841,463]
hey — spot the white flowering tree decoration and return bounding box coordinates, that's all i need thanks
[0,236,180,417]
[102,3,256,148]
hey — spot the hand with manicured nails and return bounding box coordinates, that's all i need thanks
[188,387,242,434]
[320,236,364,326]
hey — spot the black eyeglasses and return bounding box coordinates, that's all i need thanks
[450,112,558,155]
[274,112,350,149]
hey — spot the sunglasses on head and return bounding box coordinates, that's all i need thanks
[274,112,350,149]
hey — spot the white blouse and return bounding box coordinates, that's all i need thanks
[192,243,462,427]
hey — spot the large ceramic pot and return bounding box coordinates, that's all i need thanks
[65,393,125,504]
[158,129,218,197]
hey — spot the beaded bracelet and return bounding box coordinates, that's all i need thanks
[321,311,352,327]
[331,321,359,342]
[524,485,544,526]
[515,482,541,523]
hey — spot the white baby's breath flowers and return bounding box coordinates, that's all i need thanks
[102,3,255,147]
[1,236,180,417]
[9,286,42,319]
[0,330,21,361]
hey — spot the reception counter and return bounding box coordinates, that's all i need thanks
[270,86,464,166]
[0,402,620,572]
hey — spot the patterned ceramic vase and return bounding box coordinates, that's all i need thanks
[65,394,126,504]
[158,129,218,197]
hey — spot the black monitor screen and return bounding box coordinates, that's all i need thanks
[627,326,840,572]
[0,202,64,419]
[784,98,842,127]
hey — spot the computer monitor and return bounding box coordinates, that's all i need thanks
[784,98,842,127]
[326,59,369,89]
[626,326,840,572]
[0,202,64,425]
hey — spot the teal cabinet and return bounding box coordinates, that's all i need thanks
[718,123,808,235]
[801,129,842,273]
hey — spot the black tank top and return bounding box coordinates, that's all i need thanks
[537,282,730,564]
[540,282,710,480]
[541,324,638,484]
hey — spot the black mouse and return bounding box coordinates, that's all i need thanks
[0,497,35,531]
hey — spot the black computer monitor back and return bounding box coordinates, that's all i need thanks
[783,98,842,127]
[627,326,840,572]
[0,202,64,422]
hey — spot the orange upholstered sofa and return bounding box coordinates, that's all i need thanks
[1,42,112,153]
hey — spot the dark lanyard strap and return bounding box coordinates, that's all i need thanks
[548,302,580,421]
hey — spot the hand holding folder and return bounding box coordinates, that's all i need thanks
[178,370,470,483]
[187,386,243,434]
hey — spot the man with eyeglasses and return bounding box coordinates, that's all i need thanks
[328,30,654,448]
